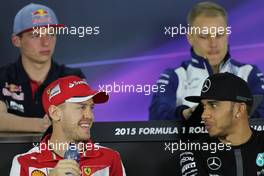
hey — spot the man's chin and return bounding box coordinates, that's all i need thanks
[208,130,218,137]
[79,134,90,141]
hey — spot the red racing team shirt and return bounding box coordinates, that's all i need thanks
[9,135,126,176]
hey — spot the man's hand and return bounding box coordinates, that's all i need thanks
[182,106,197,120]
[48,159,81,176]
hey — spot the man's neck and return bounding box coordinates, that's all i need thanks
[49,132,72,158]
[21,56,51,83]
[219,123,252,146]
[211,65,220,74]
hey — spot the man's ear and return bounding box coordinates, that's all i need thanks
[234,103,246,118]
[48,105,63,122]
[11,35,21,47]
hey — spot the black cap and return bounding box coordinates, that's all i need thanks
[185,72,253,105]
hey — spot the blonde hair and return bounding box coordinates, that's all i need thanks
[187,1,228,26]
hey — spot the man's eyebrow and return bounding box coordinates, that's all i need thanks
[75,102,87,105]
[207,100,219,104]
[77,102,94,106]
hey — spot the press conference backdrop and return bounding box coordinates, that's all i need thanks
[0,0,264,121]
[1,119,264,175]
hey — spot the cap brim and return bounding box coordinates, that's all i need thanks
[93,91,109,103]
[185,96,204,103]
[65,91,109,104]
[16,24,65,35]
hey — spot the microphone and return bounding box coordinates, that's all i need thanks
[64,143,80,175]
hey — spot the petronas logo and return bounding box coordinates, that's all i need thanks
[256,153,264,167]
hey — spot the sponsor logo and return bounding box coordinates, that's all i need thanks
[5,83,22,92]
[81,165,108,176]
[32,9,48,17]
[202,79,211,93]
[2,83,24,101]
[31,169,46,176]
[256,153,264,167]
[83,167,92,176]
[69,80,88,88]
[32,9,51,24]
[29,168,48,176]
[257,168,264,176]
[181,162,196,174]
[207,157,221,170]
[48,84,61,101]
[9,101,24,113]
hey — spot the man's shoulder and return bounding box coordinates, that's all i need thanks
[230,58,259,69]
[161,59,193,77]
[0,62,18,80]
[12,146,40,165]
[96,144,121,159]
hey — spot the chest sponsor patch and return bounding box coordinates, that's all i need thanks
[29,167,48,176]
[2,83,24,101]
[256,153,264,167]
[9,100,24,112]
[82,165,109,176]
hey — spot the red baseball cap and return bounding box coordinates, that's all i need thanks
[42,75,109,113]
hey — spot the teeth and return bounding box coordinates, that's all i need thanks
[80,124,89,127]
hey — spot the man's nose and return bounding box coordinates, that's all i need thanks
[208,36,217,48]
[40,35,50,46]
[201,108,210,120]
[83,109,94,120]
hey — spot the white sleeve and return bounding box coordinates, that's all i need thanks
[9,154,22,176]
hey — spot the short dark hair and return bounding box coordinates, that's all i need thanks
[231,102,252,116]
[187,1,228,26]
[246,104,252,116]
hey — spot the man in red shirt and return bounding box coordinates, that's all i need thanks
[10,75,126,176]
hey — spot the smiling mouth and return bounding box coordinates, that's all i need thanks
[80,124,90,128]
[78,121,92,130]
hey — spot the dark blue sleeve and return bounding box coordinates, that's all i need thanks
[149,68,186,120]
[247,66,264,118]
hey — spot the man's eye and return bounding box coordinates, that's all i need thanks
[79,105,86,110]
[47,33,56,37]
[210,103,217,108]
[198,34,208,39]
[31,34,40,38]
[216,33,225,38]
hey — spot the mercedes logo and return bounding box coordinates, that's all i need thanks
[207,157,221,170]
[202,79,211,93]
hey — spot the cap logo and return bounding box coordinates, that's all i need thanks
[32,9,51,24]
[32,9,48,17]
[49,84,61,101]
[202,79,211,93]
[69,80,88,88]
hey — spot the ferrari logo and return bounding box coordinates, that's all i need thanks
[83,167,92,176]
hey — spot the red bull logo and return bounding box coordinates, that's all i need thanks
[32,9,48,17]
